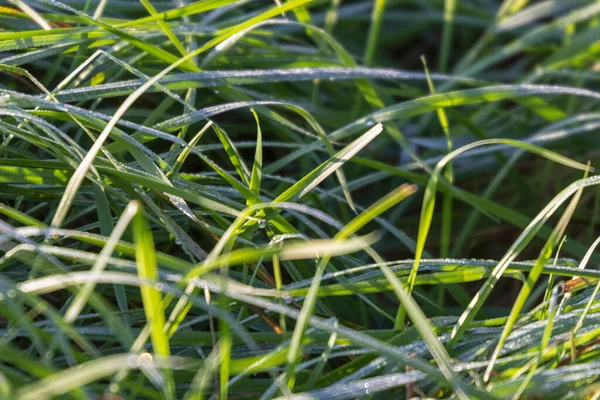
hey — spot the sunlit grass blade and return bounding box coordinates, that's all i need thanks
[63,201,138,323]
[4,1,600,398]
[483,166,588,382]
[248,108,262,205]
[275,123,384,203]
[15,354,133,400]
[449,175,600,348]
[284,184,416,388]
[132,203,174,399]
[400,139,591,327]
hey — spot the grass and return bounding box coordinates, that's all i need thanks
[2,0,600,398]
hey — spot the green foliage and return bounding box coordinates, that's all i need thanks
[2,0,600,399]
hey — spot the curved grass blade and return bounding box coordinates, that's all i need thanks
[248,108,262,205]
[449,175,600,349]
[398,139,591,328]
[483,166,588,382]
[284,184,416,388]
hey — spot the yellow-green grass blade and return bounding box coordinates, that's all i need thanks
[132,204,174,399]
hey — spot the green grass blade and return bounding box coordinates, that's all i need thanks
[132,203,174,399]
[284,184,416,388]
[248,108,263,205]
[483,166,588,381]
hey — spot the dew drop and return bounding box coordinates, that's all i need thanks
[366,389,370,395]
[155,282,164,291]
[7,290,16,298]
[364,119,375,127]
[174,239,181,245]
[365,383,370,388]
[283,294,293,304]
[0,293,4,301]
[258,219,267,229]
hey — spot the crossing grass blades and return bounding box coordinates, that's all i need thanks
[2,0,600,399]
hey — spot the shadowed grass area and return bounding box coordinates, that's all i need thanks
[2,0,600,398]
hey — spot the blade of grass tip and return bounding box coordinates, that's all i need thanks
[63,201,139,324]
[8,0,51,30]
[401,139,591,330]
[213,123,251,185]
[132,202,174,400]
[92,0,108,18]
[248,108,262,206]
[323,0,340,34]
[223,120,383,231]
[483,166,589,382]
[167,121,213,177]
[439,0,456,72]
[284,184,416,389]
[421,55,454,260]
[293,123,384,200]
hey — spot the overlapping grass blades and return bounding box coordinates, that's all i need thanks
[2,0,600,399]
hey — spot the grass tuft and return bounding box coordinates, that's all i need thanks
[2,1,600,398]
